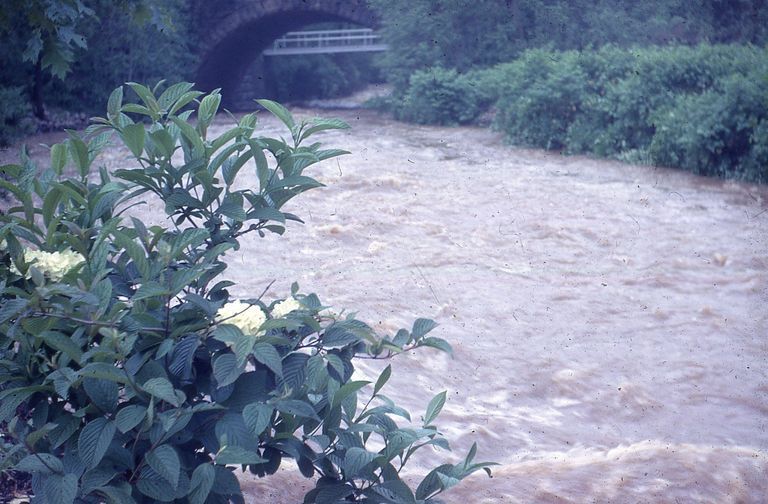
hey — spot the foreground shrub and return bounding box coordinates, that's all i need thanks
[0,82,492,503]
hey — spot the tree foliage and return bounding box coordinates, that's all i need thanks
[368,0,768,95]
[0,83,493,502]
[0,0,192,133]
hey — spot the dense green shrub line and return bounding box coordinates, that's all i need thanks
[396,44,768,182]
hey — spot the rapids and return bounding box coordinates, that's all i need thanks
[8,105,765,502]
[229,108,767,503]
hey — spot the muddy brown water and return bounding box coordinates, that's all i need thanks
[4,108,767,502]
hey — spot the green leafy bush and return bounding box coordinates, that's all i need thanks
[649,70,768,180]
[0,83,493,503]
[396,67,494,125]
[569,44,767,157]
[489,44,768,181]
[494,50,591,149]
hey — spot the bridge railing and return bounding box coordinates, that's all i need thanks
[263,28,388,55]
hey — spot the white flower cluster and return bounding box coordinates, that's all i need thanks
[271,297,302,318]
[215,300,266,336]
[12,248,85,281]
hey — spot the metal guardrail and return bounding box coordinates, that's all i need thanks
[263,28,388,56]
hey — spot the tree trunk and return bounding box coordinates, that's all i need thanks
[32,58,46,120]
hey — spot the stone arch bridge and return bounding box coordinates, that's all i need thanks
[194,0,378,109]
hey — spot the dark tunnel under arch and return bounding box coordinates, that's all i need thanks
[195,1,378,109]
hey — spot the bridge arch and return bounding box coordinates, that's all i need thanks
[195,0,378,108]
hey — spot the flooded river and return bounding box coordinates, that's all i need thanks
[8,106,767,502]
[227,108,767,503]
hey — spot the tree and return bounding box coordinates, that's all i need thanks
[0,0,187,119]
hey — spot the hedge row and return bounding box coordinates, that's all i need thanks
[396,44,768,182]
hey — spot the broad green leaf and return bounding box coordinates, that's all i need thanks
[218,199,246,221]
[0,298,28,324]
[136,466,171,501]
[115,405,147,433]
[78,363,129,384]
[212,324,242,347]
[42,473,78,504]
[94,484,136,504]
[212,466,241,496]
[420,336,453,355]
[322,325,361,348]
[66,133,90,177]
[275,399,319,421]
[168,335,198,379]
[343,447,376,478]
[39,330,83,362]
[78,418,116,469]
[50,415,80,449]
[256,99,294,131]
[168,90,204,116]
[147,444,181,489]
[197,92,221,133]
[16,453,64,474]
[83,377,118,413]
[50,142,68,175]
[312,483,355,503]
[210,127,244,152]
[120,103,153,116]
[120,123,146,158]
[107,86,124,119]
[306,354,329,391]
[133,282,170,301]
[392,329,411,348]
[188,463,215,504]
[423,391,447,426]
[213,353,243,387]
[158,82,194,110]
[49,368,78,399]
[252,342,282,377]
[170,116,205,158]
[415,464,453,500]
[373,479,417,504]
[127,82,161,114]
[142,377,182,407]
[412,318,438,339]
[247,206,284,223]
[81,468,117,493]
[278,353,310,391]
[316,148,351,161]
[374,364,392,396]
[242,403,273,437]
[149,128,175,158]
[268,175,323,190]
[436,471,462,492]
[332,380,370,409]
[299,117,350,143]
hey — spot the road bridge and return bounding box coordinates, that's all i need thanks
[262,28,387,56]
